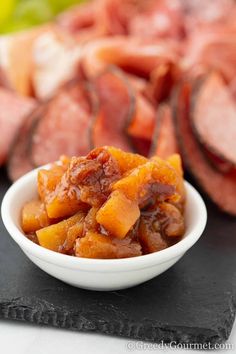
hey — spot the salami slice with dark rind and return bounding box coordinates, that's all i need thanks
[150,103,179,159]
[30,79,96,167]
[90,67,134,151]
[191,72,236,166]
[7,105,44,181]
[174,81,236,216]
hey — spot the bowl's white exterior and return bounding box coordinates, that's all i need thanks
[1,167,207,291]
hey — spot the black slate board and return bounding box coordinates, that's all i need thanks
[0,168,236,345]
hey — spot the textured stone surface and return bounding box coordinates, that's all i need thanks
[0,169,236,344]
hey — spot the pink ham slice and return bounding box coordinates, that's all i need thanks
[184,23,236,83]
[8,105,44,181]
[191,72,236,166]
[175,81,236,216]
[31,80,95,167]
[0,25,53,97]
[32,29,82,100]
[81,36,179,79]
[102,0,184,39]
[201,146,234,174]
[57,0,106,42]
[128,0,184,39]
[0,88,36,165]
[145,63,180,104]
[57,1,96,33]
[150,103,179,159]
[126,93,156,141]
[91,68,134,151]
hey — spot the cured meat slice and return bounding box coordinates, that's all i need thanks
[146,63,180,104]
[57,2,96,33]
[8,106,43,181]
[81,37,179,79]
[125,74,156,140]
[32,29,82,100]
[128,0,184,39]
[182,0,235,29]
[102,0,131,35]
[90,68,134,151]
[191,72,236,165]
[0,88,36,166]
[202,146,233,174]
[175,82,236,216]
[31,80,95,167]
[184,24,236,82]
[150,103,179,159]
[131,138,151,157]
[127,92,156,141]
[0,25,52,97]
[57,0,106,42]
[103,0,184,39]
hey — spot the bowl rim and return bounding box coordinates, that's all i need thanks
[1,166,207,272]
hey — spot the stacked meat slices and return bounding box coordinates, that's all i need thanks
[0,0,236,215]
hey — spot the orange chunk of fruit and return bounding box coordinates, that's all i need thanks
[96,190,140,238]
[75,231,141,259]
[22,200,50,234]
[107,146,147,173]
[113,158,178,203]
[36,212,85,252]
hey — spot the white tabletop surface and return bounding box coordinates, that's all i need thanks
[0,317,235,354]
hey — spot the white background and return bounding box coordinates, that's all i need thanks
[0,318,235,354]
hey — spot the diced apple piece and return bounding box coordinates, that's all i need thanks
[113,158,178,203]
[46,196,84,219]
[76,232,116,259]
[167,154,185,211]
[22,200,50,233]
[36,212,84,252]
[38,165,65,202]
[167,154,183,176]
[106,146,147,173]
[96,190,140,238]
[63,222,84,252]
[75,231,141,259]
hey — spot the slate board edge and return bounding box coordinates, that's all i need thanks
[0,295,235,345]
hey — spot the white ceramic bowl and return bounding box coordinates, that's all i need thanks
[1,167,207,291]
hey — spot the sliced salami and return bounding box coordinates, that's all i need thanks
[191,72,236,166]
[175,81,236,216]
[31,80,96,167]
[150,103,179,159]
[90,68,134,151]
[0,88,36,166]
